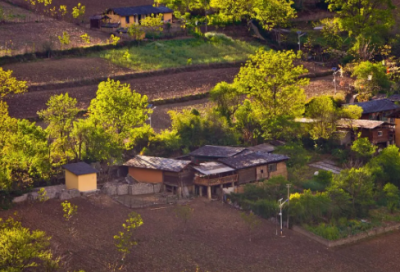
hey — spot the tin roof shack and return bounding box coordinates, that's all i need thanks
[193,162,237,199]
[220,153,289,185]
[62,162,98,192]
[337,119,394,147]
[187,145,247,164]
[105,5,173,28]
[123,156,193,197]
[351,99,400,124]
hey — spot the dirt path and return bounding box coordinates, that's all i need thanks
[1,196,398,271]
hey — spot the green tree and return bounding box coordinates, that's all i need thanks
[61,200,77,222]
[351,135,377,161]
[209,82,240,123]
[240,211,260,242]
[127,23,145,44]
[234,99,262,145]
[383,183,400,213]
[0,216,59,271]
[38,93,79,165]
[141,13,164,40]
[305,96,339,140]
[289,190,331,224]
[114,212,143,261]
[352,61,392,101]
[330,167,375,217]
[0,68,28,99]
[210,0,296,30]
[326,0,396,59]
[72,3,85,23]
[88,79,151,153]
[58,31,70,49]
[234,49,309,140]
[367,145,400,187]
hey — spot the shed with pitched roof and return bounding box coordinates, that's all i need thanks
[62,162,98,192]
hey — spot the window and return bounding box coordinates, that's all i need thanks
[268,164,277,172]
[378,131,383,137]
[260,169,264,174]
[126,16,130,24]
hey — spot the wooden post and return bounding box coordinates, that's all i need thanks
[177,186,182,199]
[231,182,235,188]
[207,186,212,200]
[199,186,203,197]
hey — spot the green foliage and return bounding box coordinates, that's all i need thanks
[0,104,50,191]
[58,31,70,47]
[61,201,77,221]
[114,212,143,260]
[233,99,262,145]
[305,96,339,140]
[340,105,363,120]
[98,37,261,71]
[367,145,400,187]
[234,49,309,140]
[352,61,392,100]
[210,0,296,30]
[127,24,145,42]
[169,108,239,150]
[0,68,28,99]
[37,188,49,203]
[351,135,377,161]
[330,167,375,217]
[0,216,59,271]
[88,79,151,153]
[72,3,85,22]
[209,82,240,123]
[142,129,181,157]
[383,183,400,213]
[275,143,311,168]
[240,211,261,241]
[303,170,333,191]
[38,93,79,165]
[239,176,288,202]
[80,33,90,44]
[304,223,340,240]
[108,34,120,46]
[141,13,164,41]
[289,190,331,224]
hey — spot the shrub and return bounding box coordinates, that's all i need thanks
[205,32,234,43]
[304,223,340,240]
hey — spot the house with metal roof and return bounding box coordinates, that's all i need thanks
[105,5,173,28]
[62,162,98,192]
[123,155,193,196]
[350,99,400,123]
[187,145,248,163]
[192,162,237,199]
[219,153,289,185]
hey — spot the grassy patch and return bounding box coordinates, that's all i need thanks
[97,36,263,71]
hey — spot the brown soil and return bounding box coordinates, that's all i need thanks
[2,58,132,85]
[305,75,354,99]
[5,67,239,118]
[1,196,399,271]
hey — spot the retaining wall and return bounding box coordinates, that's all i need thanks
[293,224,400,247]
[102,182,162,196]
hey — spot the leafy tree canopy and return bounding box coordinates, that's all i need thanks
[0,68,27,99]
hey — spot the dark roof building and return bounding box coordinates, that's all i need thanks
[107,5,173,16]
[352,99,399,114]
[189,145,247,159]
[124,155,191,172]
[62,162,98,175]
[220,152,289,170]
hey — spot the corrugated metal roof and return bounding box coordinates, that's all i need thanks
[109,5,173,16]
[220,153,289,170]
[124,156,191,172]
[352,99,399,114]
[189,145,246,158]
[337,119,386,129]
[193,162,235,176]
[62,162,98,175]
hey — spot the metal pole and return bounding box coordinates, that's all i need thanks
[286,184,291,229]
[333,72,337,95]
[280,204,283,236]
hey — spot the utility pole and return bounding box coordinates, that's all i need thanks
[286,184,291,229]
[296,31,306,51]
[278,198,288,236]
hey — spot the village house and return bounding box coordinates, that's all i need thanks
[219,152,289,186]
[62,162,98,192]
[192,162,237,199]
[123,155,193,196]
[105,5,173,28]
[186,145,248,164]
[337,119,395,147]
[352,99,400,123]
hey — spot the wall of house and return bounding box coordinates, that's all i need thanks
[77,173,97,192]
[395,119,400,147]
[129,168,163,183]
[256,165,268,180]
[163,171,180,186]
[163,12,173,22]
[269,161,288,179]
[65,170,79,190]
[367,128,390,144]
[237,168,256,185]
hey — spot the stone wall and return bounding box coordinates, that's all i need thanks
[12,185,97,203]
[293,224,400,248]
[102,182,162,196]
